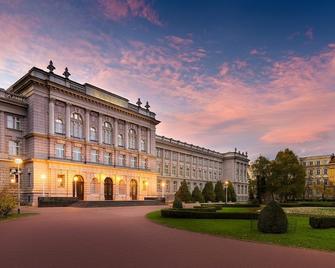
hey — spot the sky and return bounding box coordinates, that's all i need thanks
[0,0,335,160]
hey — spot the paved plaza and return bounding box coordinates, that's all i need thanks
[1,206,334,268]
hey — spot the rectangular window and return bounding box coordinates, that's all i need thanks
[7,115,21,130]
[324,168,328,175]
[164,164,169,174]
[316,169,320,175]
[164,150,170,159]
[91,149,98,163]
[316,161,320,166]
[8,140,20,156]
[166,181,170,192]
[173,181,178,192]
[173,152,178,161]
[130,156,137,168]
[104,152,112,165]
[179,166,184,176]
[57,174,65,188]
[55,144,64,158]
[72,147,81,161]
[157,179,162,192]
[118,154,126,166]
[172,165,177,176]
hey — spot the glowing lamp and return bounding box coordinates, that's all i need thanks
[14,158,23,165]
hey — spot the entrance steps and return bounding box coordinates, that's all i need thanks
[70,199,164,208]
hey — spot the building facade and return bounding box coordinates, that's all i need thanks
[0,64,249,205]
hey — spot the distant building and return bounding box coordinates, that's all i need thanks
[0,63,249,205]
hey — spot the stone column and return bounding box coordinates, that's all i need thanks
[125,122,129,149]
[113,119,118,146]
[146,128,150,153]
[98,114,103,144]
[65,103,71,138]
[85,110,90,142]
[49,99,55,135]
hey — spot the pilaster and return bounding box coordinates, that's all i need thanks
[65,103,71,138]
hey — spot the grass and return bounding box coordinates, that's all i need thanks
[0,212,37,223]
[147,208,335,251]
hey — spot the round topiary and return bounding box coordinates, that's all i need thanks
[173,197,183,209]
[257,200,288,233]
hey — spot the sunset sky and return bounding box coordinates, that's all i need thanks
[1,0,335,159]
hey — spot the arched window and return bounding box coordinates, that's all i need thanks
[103,122,112,144]
[129,129,136,149]
[117,134,124,147]
[90,127,97,141]
[90,178,99,194]
[71,113,83,138]
[55,118,64,134]
[140,139,145,151]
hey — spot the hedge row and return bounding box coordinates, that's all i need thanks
[280,202,335,208]
[179,208,217,212]
[309,217,335,229]
[200,203,260,208]
[161,209,259,219]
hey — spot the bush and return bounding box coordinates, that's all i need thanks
[202,182,216,202]
[172,198,183,209]
[175,180,192,202]
[200,203,260,208]
[214,181,225,202]
[192,186,204,203]
[227,181,237,202]
[0,188,17,217]
[258,201,288,233]
[280,201,335,208]
[161,209,258,219]
[309,217,335,229]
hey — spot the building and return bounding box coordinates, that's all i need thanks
[300,154,335,199]
[0,63,249,205]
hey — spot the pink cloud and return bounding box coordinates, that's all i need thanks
[98,0,162,26]
[250,48,266,56]
[165,35,193,50]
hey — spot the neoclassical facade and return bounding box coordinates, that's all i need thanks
[0,64,249,205]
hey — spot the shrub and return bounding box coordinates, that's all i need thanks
[309,217,335,229]
[0,188,17,217]
[258,201,288,233]
[214,181,225,202]
[227,181,237,202]
[172,198,183,209]
[175,180,192,202]
[161,209,258,219]
[202,182,216,202]
[192,186,204,203]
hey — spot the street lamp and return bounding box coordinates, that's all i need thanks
[14,158,23,214]
[224,180,229,204]
[74,176,78,198]
[41,174,47,197]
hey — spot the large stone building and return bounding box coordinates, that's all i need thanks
[0,64,249,205]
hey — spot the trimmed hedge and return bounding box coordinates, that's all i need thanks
[258,201,288,234]
[200,203,260,209]
[161,209,258,219]
[280,202,335,208]
[309,217,335,229]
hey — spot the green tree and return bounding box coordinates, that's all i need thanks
[251,156,272,204]
[175,180,192,202]
[227,181,237,202]
[0,187,17,217]
[192,186,204,203]
[214,181,225,202]
[270,148,306,202]
[202,182,216,202]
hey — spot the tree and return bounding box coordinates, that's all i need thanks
[172,197,183,209]
[251,156,271,204]
[0,187,17,217]
[175,180,192,202]
[257,201,288,233]
[192,186,204,203]
[270,148,306,202]
[202,182,216,202]
[214,181,225,202]
[227,181,237,202]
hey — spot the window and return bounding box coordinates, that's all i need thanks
[166,181,170,192]
[91,149,98,163]
[8,140,20,156]
[104,152,112,165]
[173,152,178,161]
[140,139,146,151]
[7,115,21,130]
[117,134,124,147]
[309,161,313,166]
[57,174,65,188]
[173,181,178,192]
[90,127,97,141]
[72,147,81,161]
[141,158,148,169]
[309,169,313,175]
[55,144,64,158]
[164,150,170,159]
[316,161,320,166]
[129,129,136,149]
[55,119,64,134]
[103,122,112,144]
[199,168,202,178]
[324,168,328,175]
[316,169,320,175]
[192,168,196,178]
[179,166,184,176]
[157,179,162,192]
[164,164,170,175]
[130,156,137,168]
[118,154,126,166]
[71,113,83,138]
[186,167,190,177]
[90,178,99,194]
[172,165,177,176]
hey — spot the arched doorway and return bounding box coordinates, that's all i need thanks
[130,179,137,200]
[104,177,113,200]
[73,175,84,200]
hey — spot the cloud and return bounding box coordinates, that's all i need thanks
[305,27,314,40]
[98,0,162,26]
[250,48,266,56]
[165,35,193,50]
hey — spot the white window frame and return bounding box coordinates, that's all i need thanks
[55,144,64,158]
[91,149,98,163]
[72,147,82,161]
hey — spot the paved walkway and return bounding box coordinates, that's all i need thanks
[1,206,334,268]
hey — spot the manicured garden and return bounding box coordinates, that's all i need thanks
[147,205,335,251]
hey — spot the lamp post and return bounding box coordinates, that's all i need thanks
[14,158,23,214]
[41,174,47,197]
[224,180,229,204]
[74,176,78,198]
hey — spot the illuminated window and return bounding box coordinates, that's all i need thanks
[71,113,83,138]
[157,179,162,192]
[7,115,21,130]
[140,139,145,151]
[55,144,64,158]
[90,127,97,141]
[72,147,81,161]
[91,149,98,163]
[8,140,20,156]
[103,122,112,144]
[117,134,124,147]
[104,152,112,165]
[129,129,136,149]
[57,174,65,188]
[55,119,64,134]
[130,156,137,168]
[118,154,126,166]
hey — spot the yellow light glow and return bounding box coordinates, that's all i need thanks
[41,174,47,180]
[162,182,166,187]
[10,178,16,184]
[224,180,229,186]
[74,176,78,182]
[145,181,149,186]
[14,158,23,165]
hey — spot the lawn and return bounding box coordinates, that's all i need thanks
[0,213,37,223]
[147,208,335,251]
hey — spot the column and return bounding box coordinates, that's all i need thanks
[146,128,150,153]
[65,103,71,138]
[113,119,118,146]
[49,99,55,135]
[98,114,103,144]
[125,122,129,149]
[137,125,141,152]
[85,110,90,142]
[0,111,4,154]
